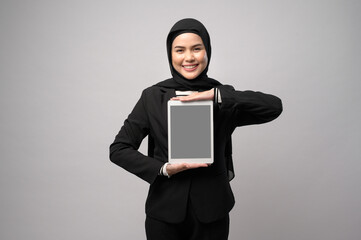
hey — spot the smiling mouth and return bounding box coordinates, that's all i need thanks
[182,64,198,71]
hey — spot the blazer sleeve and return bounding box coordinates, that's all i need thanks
[109,90,164,184]
[217,85,283,127]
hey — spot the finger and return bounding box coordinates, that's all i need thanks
[184,163,209,169]
[177,96,197,102]
[181,93,211,102]
[167,162,208,175]
[170,96,190,101]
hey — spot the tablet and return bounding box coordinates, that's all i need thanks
[167,100,213,164]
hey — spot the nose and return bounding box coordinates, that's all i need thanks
[185,50,195,62]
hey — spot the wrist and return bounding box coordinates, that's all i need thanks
[207,88,214,100]
[163,163,171,177]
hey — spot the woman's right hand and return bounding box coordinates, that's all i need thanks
[166,162,208,177]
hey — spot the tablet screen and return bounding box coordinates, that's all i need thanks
[168,100,213,163]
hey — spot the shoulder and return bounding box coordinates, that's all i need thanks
[141,85,173,98]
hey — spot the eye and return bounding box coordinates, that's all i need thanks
[175,49,184,53]
[194,47,202,52]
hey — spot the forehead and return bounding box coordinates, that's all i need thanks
[172,33,204,47]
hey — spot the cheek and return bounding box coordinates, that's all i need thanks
[172,55,182,66]
[200,52,208,65]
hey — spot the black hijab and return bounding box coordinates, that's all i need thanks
[154,18,222,91]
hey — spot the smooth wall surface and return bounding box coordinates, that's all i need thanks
[1,0,360,239]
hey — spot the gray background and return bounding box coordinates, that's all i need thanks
[1,0,360,239]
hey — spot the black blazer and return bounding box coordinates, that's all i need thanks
[110,85,282,223]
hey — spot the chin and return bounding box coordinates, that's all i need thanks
[182,73,200,80]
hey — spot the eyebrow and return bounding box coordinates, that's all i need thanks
[174,44,204,49]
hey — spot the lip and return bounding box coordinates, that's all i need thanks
[182,64,199,72]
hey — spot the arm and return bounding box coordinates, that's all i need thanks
[166,86,282,176]
[217,85,283,127]
[109,90,164,184]
[171,85,282,127]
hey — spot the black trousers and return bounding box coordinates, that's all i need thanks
[145,200,230,240]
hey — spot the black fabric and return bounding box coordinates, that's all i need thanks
[110,86,282,222]
[155,18,221,91]
[145,199,230,240]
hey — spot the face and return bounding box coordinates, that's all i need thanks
[171,33,208,80]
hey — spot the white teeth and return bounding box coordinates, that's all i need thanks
[183,65,197,69]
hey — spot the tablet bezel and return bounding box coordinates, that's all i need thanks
[167,100,213,164]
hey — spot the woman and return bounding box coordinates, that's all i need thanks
[110,18,282,240]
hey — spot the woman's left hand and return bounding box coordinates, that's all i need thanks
[170,88,214,102]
